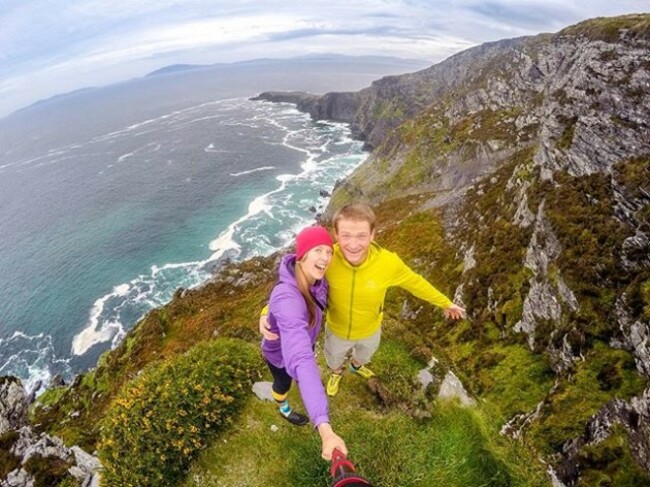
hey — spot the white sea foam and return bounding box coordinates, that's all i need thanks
[65,98,368,371]
[15,151,66,168]
[171,115,225,130]
[204,143,234,153]
[208,226,240,260]
[7,331,43,341]
[276,173,294,183]
[0,354,51,392]
[151,261,200,277]
[0,331,71,393]
[230,166,275,177]
[207,194,275,260]
[117,152,134,162]
[71,283,130,355]
[89,99,240,144]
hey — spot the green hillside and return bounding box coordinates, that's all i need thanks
[5,13,649,487]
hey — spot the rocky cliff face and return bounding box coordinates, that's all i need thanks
[5,13,648,487]
[252,90,363,130]
[269,14,650,486]
[0,377,101,487]
[332,19,648,205]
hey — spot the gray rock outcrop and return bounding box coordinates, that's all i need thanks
[556,386,650,485]
[252,381,275,402]
[0,376,102,487]
[514,203,579,374]
[437,371,476,407]
[0,377,29,435]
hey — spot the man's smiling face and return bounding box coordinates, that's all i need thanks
[334,218,374,266]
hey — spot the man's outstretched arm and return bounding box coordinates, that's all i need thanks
[391,252,466,320]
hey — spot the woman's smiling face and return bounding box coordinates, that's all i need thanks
[300,244,333,283]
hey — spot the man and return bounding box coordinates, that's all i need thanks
[261,203,465,396]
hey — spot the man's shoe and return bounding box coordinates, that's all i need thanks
[326,373,342,396]
[349,364,375,379]
[281,410,309,426]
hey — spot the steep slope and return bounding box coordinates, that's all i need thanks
[317,13,650,486]
[4,13,649,487]
[17,213,549,486]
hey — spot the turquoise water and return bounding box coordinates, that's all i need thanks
[0,98,368,390]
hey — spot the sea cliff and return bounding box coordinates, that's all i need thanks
[2,13,649,487]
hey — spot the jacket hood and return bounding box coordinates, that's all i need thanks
[277,254,328,304]
[278,254,299,287]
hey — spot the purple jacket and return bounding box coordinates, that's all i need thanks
[261,254,329,427]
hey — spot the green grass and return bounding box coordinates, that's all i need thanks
[528,342,646,454]
[0,431,21,478]
[31,384,68,409]
[559,14,650,42]
[643,279,650,318]
[182,390,548,487]
[373,99,406,121]
[476,345,554,420]
[556,116,577,149]
[181,333,549,487]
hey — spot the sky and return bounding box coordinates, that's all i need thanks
[0,0,647,118]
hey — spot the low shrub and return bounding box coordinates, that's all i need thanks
[0,431,21,478]
[98,338,262,486]
[23,454,75,486]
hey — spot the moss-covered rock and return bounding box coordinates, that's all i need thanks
[528,343,646,454]
[23,454,75,487]
[577,425,650,487]
[0,430,21,478]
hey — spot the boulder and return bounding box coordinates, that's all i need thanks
[0,377,29,435]
[0,378,102,486]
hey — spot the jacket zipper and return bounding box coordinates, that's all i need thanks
[347,269,356,339]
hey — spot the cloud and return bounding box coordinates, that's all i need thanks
[0,0,648,117]
[265,25,409,43]
[467,1,578,29]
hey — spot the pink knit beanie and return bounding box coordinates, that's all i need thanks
[296,225,333,260]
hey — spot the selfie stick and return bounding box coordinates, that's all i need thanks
[330,448,373,487]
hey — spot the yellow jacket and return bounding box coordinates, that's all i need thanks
[325,242,453,340]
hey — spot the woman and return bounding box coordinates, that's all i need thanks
[261,225,347,460]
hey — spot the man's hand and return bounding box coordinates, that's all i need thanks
[259,314,279,340]
[318,423,348,461]
[444,304,466,320]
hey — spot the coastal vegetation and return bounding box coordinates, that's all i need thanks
[99,339,261,486]
[3,12,648,486]
[28,199,551,486]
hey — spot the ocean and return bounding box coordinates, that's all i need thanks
[0,56,428,392]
